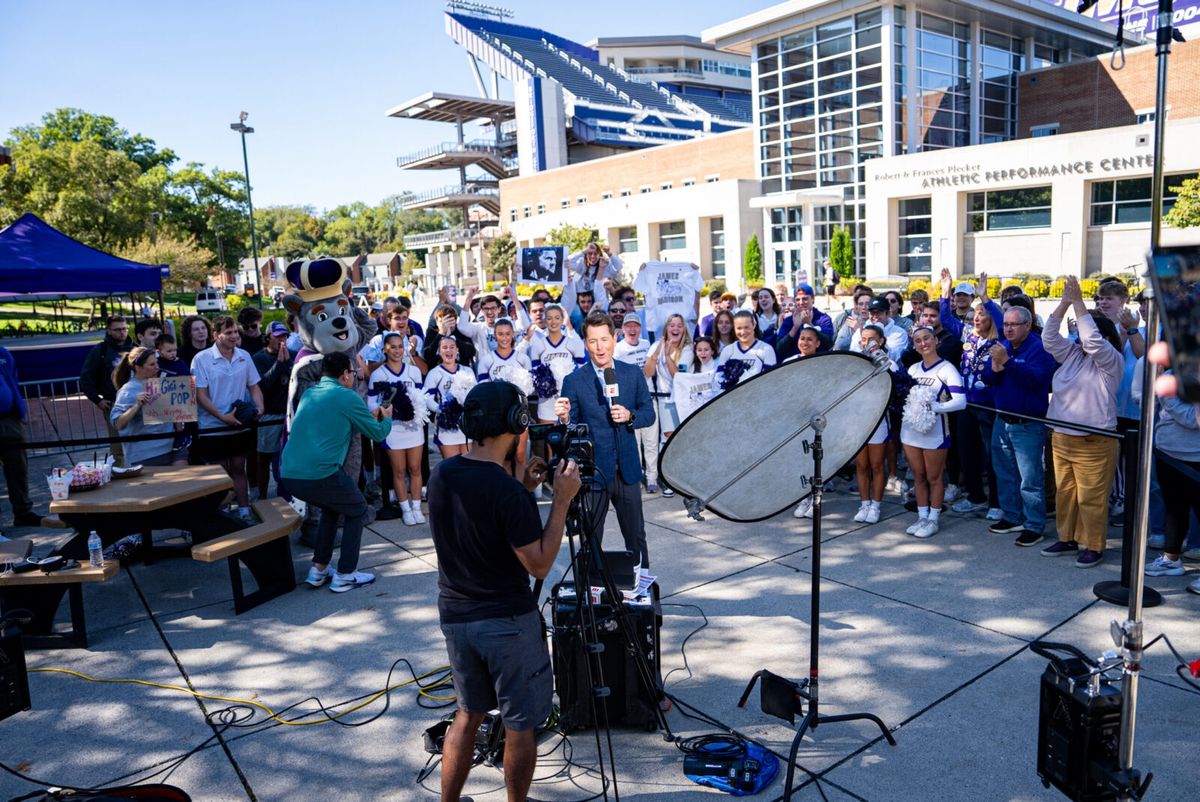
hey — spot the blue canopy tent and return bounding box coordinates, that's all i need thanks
[0,213,169,382]
[0,212,165,294]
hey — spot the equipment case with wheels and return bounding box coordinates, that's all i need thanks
[551,582,662,731]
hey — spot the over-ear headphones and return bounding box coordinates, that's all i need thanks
[462,382,531,440]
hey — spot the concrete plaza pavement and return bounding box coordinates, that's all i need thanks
[1,464,1198,801]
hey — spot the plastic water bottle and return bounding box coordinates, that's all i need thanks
[87,531,103,568]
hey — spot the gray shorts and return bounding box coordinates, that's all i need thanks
[440,610,552,731]
[256,413,285,453]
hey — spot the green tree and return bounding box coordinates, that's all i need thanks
[1166,177,1200,228]
[486,231,517,278]
[0,138,158,250]
[744,234,763,285]
[401,252,424,278]
[7,108,177,172]
[120,233,217,292]
[166,163,250,273]
[545,222,598,253]
[829,226,855,279]
[254,206,322,260]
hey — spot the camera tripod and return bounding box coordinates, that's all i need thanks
[554,482,674,801]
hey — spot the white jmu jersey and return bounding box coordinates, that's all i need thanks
[527,330,585,420]
[716,339,776,381]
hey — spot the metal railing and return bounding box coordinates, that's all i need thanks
[401,184,500,207]
[403,227,478,248]
[395,139,507,168]
[625,65,704,78]
[20,377,111,458]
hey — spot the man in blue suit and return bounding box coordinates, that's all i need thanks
[556,311,657,574]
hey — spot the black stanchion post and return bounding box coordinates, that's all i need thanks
[1094,421,1163,607]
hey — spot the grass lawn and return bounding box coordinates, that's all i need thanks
[0,292,200,333]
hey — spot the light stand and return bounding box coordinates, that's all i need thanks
[1090,1,1175,795]
[1117,1,1171,788]
[741,414,895,802]
[230,112,263,309]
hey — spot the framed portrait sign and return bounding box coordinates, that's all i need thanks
[518,246,568,285]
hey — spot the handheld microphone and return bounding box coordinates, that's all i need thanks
[603,366,619,410]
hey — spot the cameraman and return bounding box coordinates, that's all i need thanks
[430,382,581,802]
[556,311,656,578]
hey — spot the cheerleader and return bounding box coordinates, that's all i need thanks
[526,304,586,424]
[424,336,473,459]
[851,325,895,525]
[476,318,534,480]
[900,326,967,538]
[526,304,586,495]
[715,310,776,382]
[789,325,828,518]
[368,333,426,526]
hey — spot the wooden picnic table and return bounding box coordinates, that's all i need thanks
[45,466,299,622]
[49,465,241,563]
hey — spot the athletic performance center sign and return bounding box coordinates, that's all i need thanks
[1040,0,1200,41]
[874,153,1156,189]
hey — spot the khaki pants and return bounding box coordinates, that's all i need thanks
[104,416,126,468]
[1052,431,1119,552]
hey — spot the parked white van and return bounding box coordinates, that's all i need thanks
[195,288,228,313]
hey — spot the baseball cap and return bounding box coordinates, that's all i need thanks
[953,281,974,296]
[267,321,289,337]
[623,311,643,328]
[867,297,890,313]
[719,292,737,303]
[795,283,815,298]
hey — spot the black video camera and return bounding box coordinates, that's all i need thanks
[528,422,594,480]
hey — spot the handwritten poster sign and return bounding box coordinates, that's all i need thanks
[142,376,198,424]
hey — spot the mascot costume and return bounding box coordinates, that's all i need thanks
[283,257,378,543]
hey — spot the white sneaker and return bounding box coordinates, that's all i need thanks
[864,504,880,524]
[892,478,908,496]
[1188,575,1200,595]
[1144,554,1185,577]
[913,519,939,539]
[421,487,428,502]
[793,497,813,518]
[1147,533,1165,550]
[304,564,334,588]
[986,507,1003,521]
[411,506,426,524]
[853,503,870,523]
[943,484,961,503]
[330,570,376,592]
[401,507,417,526]
[905,517,926,535]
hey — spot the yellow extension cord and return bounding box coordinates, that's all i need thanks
[29,665,456,727]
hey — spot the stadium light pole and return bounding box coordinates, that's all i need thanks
[230,112,264,309]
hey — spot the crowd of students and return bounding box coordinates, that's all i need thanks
[73,246,1200,597]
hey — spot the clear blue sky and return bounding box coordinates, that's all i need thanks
[2,0,758,212]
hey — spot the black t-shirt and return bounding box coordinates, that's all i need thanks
[428,456,543,623]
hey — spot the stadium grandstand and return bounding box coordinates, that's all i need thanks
[386,1,754,293]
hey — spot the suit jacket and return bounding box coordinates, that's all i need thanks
[559,358,656,486]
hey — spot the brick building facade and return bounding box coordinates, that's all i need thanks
[1019,39,1200,136]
